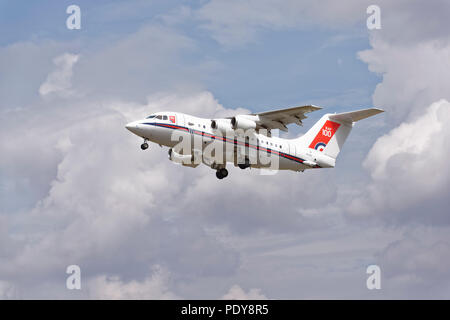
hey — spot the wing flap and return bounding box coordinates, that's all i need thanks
[253,105,322,131]
[254,105,322,118]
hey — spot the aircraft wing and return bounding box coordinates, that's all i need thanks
[251,105,322,132]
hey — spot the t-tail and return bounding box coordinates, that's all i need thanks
[295,107,384,165]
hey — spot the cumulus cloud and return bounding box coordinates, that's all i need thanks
[222,285,267,300]
[348,1,450,227]
[39,53,79,97]
[347,99,450,224]
[0,86,341,298]
[358,39,450,121]
[0,92,244,293]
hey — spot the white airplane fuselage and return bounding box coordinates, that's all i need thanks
[126,111,331,173]
[125,107,383,179]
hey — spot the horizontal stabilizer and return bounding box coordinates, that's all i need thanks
[329,108,384,123]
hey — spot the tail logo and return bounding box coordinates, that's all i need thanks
[309,120,340,152]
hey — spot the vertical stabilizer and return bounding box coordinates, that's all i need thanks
[295,108,384,159]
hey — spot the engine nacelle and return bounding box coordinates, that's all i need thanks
[211,119,232,134]
[168,149,199,168]
[230,116,257,131]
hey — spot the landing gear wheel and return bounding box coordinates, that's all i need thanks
[238,158,250,170]
[216,168,228,179]
[220,168,228,178]
[141,142,149,150]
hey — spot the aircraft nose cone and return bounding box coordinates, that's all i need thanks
[125,122,134,131]
[125,121,141,135]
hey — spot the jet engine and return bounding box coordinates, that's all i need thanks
[230,116,257,130]
[211,119,233,134]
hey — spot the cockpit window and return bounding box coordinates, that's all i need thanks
[156,115,162,120]
[146,115,156,119]
[162,115,168,120]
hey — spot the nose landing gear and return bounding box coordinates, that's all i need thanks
[141,139,149,150]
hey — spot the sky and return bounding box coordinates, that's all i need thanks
[0,0,449,299]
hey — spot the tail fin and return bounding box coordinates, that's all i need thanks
[296,108,384,159]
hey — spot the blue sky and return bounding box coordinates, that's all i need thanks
[0,0,379,110]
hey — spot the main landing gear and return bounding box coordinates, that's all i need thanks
[215,168,229,180]
[141,139,149,150]
[238,158,250,170]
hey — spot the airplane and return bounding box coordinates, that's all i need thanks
[125,105,384,179]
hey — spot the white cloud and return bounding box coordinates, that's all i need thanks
[358,39,450,121]
[222,284,267,300]
[349,2,450,225]
[0,91,244,292]
[0,40,73,109]
[347,99,450,223]
[0,88,339,298]
[39,53,79,97]
[88,266,179,299]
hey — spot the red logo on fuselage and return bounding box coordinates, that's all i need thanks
[169,115,176,123]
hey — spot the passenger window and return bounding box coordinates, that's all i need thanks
[203,125,206,129]
[188,122,194,126]
[162,115,168,120]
